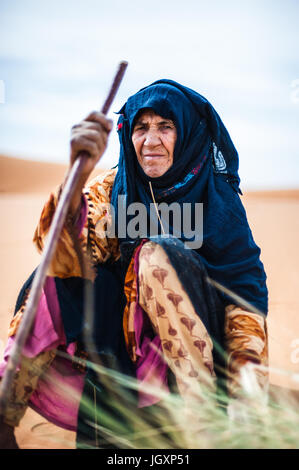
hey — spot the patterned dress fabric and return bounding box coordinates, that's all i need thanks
[137,241,216,399]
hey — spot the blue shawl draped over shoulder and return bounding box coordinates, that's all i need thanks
[111,79,268,315]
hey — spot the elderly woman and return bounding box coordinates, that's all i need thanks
[0,80,268,448]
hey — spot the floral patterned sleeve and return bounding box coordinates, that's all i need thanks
[33,168,120,278]
[224,304,269,398]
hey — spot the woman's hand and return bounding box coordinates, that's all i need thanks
[70,111,113,181]
[67,111,113,216]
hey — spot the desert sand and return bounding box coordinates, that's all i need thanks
[0,155,299,449]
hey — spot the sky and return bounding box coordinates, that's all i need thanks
[0,0,298,190]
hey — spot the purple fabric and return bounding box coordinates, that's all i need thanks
[0,277,85,431]
[29,353,85,431]
[30,278,85,431]
[0,276,85,431]
[0,277,68,363]
[133,243,169,407]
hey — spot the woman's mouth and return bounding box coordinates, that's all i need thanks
[143,154,166,160]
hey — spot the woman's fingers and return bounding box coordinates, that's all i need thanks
[71,128,106,146]
[84,111,113,132]
[70,134,108,170]
[70,111,113,169]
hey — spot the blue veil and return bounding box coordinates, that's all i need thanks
[111,79,268,315]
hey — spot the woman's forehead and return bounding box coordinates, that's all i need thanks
[133,108,175,125]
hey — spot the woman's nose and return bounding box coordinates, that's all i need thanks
[144,129,160,146]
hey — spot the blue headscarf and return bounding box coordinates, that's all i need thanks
[111,79,268,314]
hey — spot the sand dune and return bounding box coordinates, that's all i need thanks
[0,155,299,448]
[0,154,107,193]
[0,155,68,193]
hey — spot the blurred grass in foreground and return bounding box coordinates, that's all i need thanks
[35,351,299,450]
[23,277,299,449]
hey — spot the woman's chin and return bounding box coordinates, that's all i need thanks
[146,171,164,178]
[143,165,170,179]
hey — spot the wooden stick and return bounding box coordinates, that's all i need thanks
[0,61,128,415]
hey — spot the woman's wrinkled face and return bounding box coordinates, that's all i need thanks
[132,109,177,178]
